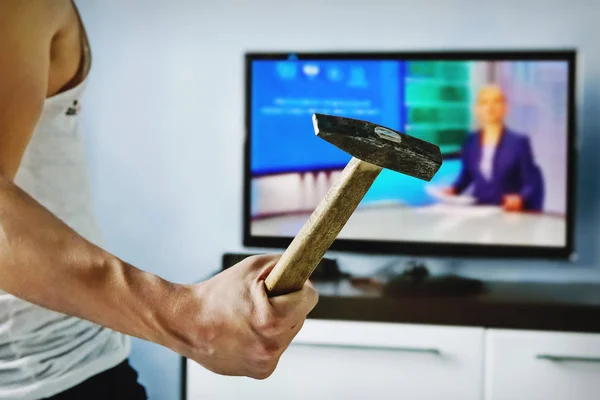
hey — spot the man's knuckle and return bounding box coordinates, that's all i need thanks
[254,340,279,361]
[255,315,283,336]
[253,361,277,380]
[248,359,272,379]
[252,369,272,380]
[309,287,319,303]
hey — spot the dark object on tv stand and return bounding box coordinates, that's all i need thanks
[222,253,348,282]
[382,263,486,297]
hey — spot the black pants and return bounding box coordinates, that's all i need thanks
[45,360,147,399]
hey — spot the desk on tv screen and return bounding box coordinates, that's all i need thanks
[251,204,566,248]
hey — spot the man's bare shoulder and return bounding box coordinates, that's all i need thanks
[0,0,72,37]
[0,0,76,180]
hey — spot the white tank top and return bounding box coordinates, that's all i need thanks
[0,20,130,400]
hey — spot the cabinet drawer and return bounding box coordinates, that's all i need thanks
[485,329,600,400]
[185,319,484,400]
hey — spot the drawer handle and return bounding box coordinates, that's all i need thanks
[294,342,441,355]
[536,354,600,363]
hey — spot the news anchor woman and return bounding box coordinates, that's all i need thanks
[444,84,544,212]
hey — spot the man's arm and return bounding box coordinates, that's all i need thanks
[0,176,179,344]
[0,0,180,348]
[0,0,317,380]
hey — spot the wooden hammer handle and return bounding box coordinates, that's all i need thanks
[265,157,382,296]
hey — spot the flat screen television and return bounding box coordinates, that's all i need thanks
[243,50,577,260]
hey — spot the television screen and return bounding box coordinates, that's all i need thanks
[244,51,576,259]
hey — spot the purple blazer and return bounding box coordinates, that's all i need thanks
[452,128,544,211]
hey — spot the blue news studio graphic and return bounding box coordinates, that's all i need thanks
[250,58,461,210]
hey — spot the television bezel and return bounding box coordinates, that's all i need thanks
[242,49,577,260]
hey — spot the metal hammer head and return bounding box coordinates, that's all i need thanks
[312,113,442,181]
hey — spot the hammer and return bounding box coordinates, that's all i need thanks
[264,113,442,296]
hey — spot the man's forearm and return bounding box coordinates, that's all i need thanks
[0,176,178,347]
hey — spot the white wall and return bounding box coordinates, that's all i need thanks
[75,0,600,398]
